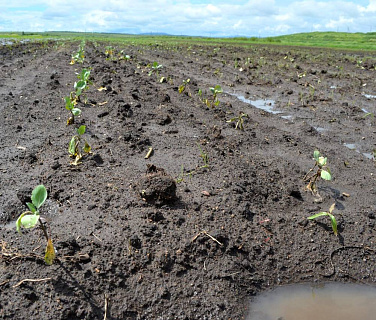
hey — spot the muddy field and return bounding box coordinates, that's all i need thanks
[0,39,376,319]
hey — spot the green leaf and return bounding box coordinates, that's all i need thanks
[69,136,78,155]
[71,108,81,116]
[328,213,338,236]
[318,156,327,167]
[75,80,86,91]
[26,202,37,213]
[65,97,73,110]
[77,125,86,136]
[31,185,47,209]
[83,141,91,153]
[20,214,40,229]
[79,69,90,81]
[16,212,27,234]
[214,85,223,93]
[152,62,162,70]
[307,212,328,220]
[313,150,320,161]
[321,169,331,181]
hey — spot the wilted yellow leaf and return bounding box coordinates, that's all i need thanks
[45,238,56,265]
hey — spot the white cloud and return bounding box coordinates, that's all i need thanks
[325,16,354,29]
[1,0,376,36]
[359,0,376,12]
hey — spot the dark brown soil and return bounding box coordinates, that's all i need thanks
[1,40,376,319]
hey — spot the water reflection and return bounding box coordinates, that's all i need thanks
[247,283,376,320]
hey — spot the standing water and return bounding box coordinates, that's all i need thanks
[247,283,376,320]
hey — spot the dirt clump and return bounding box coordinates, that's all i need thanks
[137,164,178,205]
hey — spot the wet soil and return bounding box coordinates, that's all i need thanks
[0,40,376,319]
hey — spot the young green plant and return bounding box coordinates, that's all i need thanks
[205,85,223,108]
[65,68,91,124]
[176,143,209,183]
[304,150,332,194]
[179,78,191,96]
[197,142,209,168]
[69,125,91,165]
[307,203,338,236]
[148,62,163,77]
[226,113,248,130]
[119,50,130,61]
[16,185,56,265]
[105,46,114,60]
[65,94,81,125]
[74,68,92,103]
[70,40,85,64]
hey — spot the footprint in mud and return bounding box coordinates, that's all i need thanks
[137,164,177,205]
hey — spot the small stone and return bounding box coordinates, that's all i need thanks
[51,161,61,170]
[87,204,97,210]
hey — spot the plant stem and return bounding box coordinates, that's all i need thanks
[38,218,50,242]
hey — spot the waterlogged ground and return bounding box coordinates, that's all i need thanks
[0,40,376,319]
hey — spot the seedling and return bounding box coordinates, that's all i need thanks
[69,125,91,165]
[307,203,338,236]
[119,50,130,61]
[148,62,163,77]
[77,68,92,84]
[16,185,56,265]
[205,85,223,108]
[179,78,191,96]
[304,150,332,194]
[227,113,248,130]
[176,164,189,184]
[197,142,209,168]
[65,95,81,125]
[70,40,85,64]
[74,68,92,102]
[105,46,114,60]
[176,144,209,183]
[364,112,374,120]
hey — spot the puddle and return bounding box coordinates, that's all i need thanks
[0,39,31,46]
[362,152,375,160]
[235,95,280,114]
[363,93,376,99]
[343,143,374,160]
[344,143,357,150]
[0,40,14,46]
[247,283,376,320]
[314,126,327,133]
[2,220,16,230]
[227,92,290,117]
[362,108,369,113]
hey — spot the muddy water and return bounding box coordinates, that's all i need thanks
[247,283,376,320]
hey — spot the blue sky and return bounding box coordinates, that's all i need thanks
[1,0,375,36]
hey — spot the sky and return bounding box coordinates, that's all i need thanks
[0,0,376,37]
